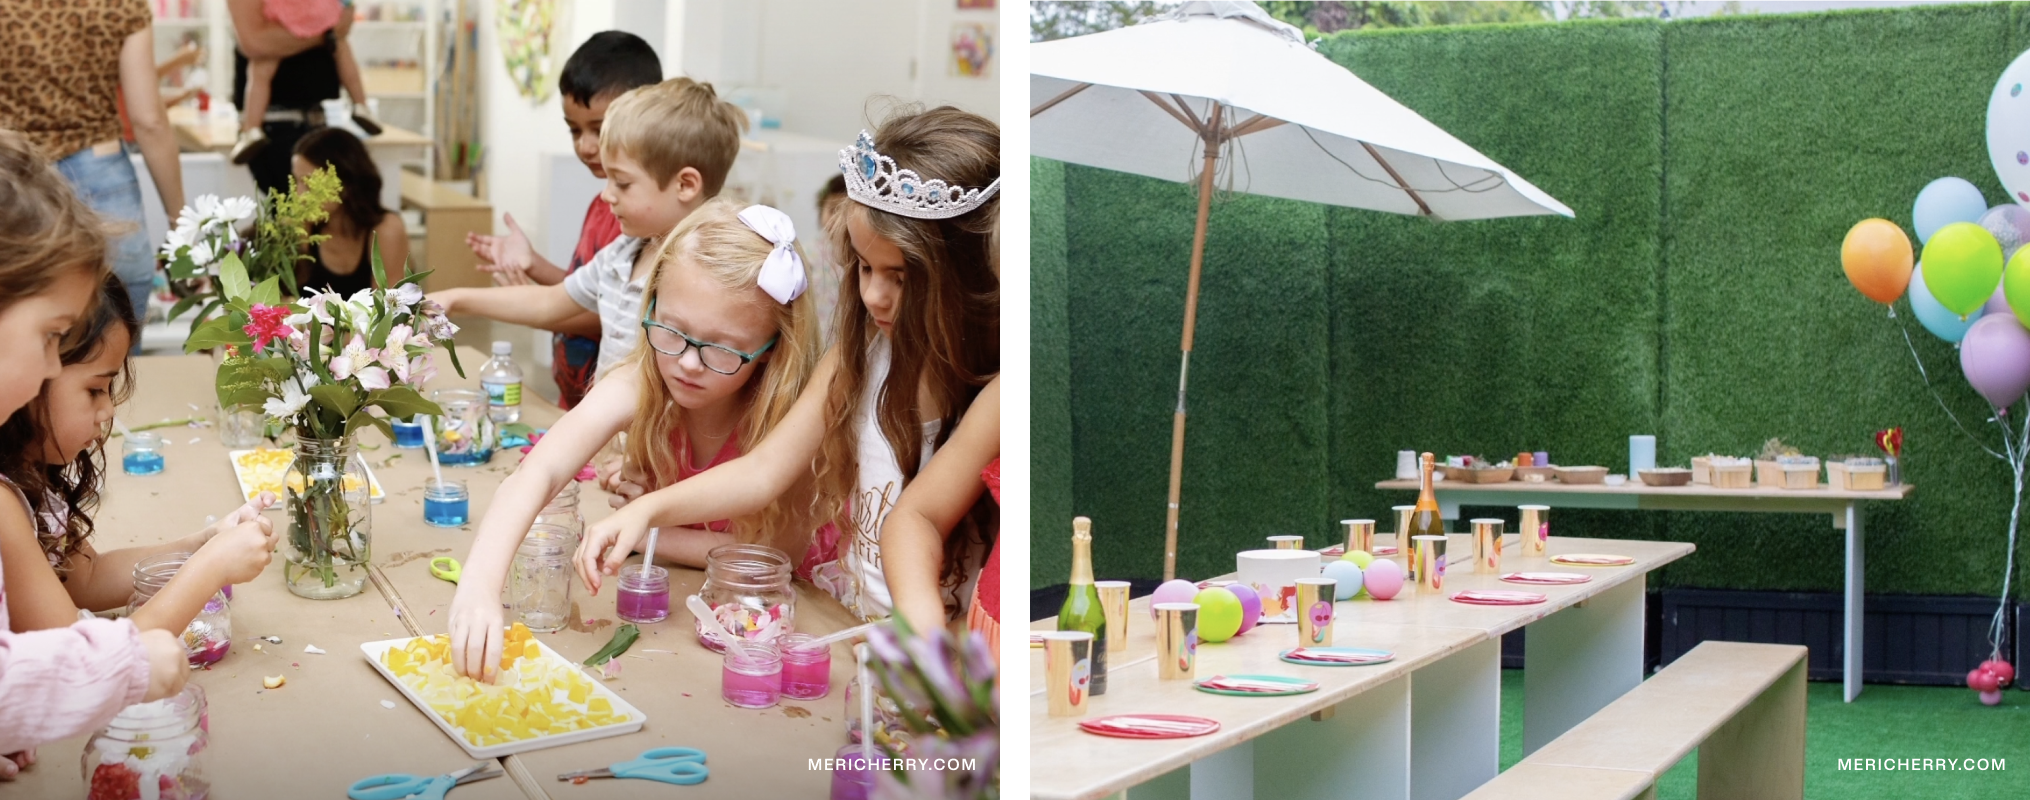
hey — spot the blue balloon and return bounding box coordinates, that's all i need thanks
[1915,177,1990,243]
[1322,559,1364,600]
[1912,262,1983,342]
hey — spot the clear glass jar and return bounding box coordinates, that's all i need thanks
[696,543,795,653]
[778,633,832,700]
[217,402,267,449]
[282,436,372,600]
[390,414,427,449]
[510,524,577,633]
[534,482,584,539]
[83,684,209,799]
[845,679,918,754]
[430,389,496,466]
[829,742,878,800]
[128,553,231,667]
[616,564,670,624]
[423,479,469,527]
[722,641,782,709]
[121,432,165,476]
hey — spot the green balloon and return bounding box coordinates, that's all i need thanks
[1194,587,1243,643]
[2007,248,2030,329]
[1922,222,2005,317]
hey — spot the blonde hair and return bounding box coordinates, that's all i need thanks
[816,106,999,616]
[599,77,749,196]
[0,130,114,318]
[622,198,826,555]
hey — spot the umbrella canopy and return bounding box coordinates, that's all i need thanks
[1032,1,1574,221]
[1033,1,1573,579]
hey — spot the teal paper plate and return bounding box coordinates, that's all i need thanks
[1193,674,1320,697]
[1278,647,1396,667]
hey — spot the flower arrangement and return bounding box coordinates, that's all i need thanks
[863,622,998,800]
[159,167,342,325]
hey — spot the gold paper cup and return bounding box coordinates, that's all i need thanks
[1520,505,1550,558]
[1341,519,1375,555]
[1471,518,1504,574]
[1095,581,1131,657]
[1154,602,1199,681]
[1393,505,1415,540]
[1043,631,1096,716]
[1268,535,1305,550]
[1295,578,1336,647]
[1413,535,1448,592]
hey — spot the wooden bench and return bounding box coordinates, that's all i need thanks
[1462,640,1807,800]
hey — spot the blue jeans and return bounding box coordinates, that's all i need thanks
[54,144,153,352]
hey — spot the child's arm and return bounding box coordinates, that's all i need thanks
[0,491,92,632]
[466,213,567,286]
[428,284,601,338]
[882,376,998,634]
[0,621,188,754]
[57,495,275,613]
[448,369,642,682]
[578,351,843,589]
[120,28,184,219]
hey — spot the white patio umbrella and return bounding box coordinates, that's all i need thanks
[1034,1,1575,580]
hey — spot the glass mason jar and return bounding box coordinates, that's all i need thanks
[216,402,267,449]
[83,684,209,800]
[430,389,496,466]
[616,564,670,625]
[283,436,372,600]
[128,553,231,667]
[121,432,166,476]
[778,633,832,700]
[696,543,795,653]
[845,679,920,755]
[721,641,783,709]
[510,524,578,633]
[534,481,584,539]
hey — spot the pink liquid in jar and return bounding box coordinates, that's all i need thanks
[829,744,877,800]
[615,565,669,624]
[722,644,782,709]
[778,633,831,700]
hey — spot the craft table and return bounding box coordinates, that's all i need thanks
[1031,534,1692,800]
[1375,477,1914,702]
[8,351,864,797]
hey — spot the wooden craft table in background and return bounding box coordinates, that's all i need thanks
[1376,476,1914,702]
[8,351,863,798]
[1031,534,1693,800]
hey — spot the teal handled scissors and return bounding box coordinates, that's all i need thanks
[348,761,501,800]
[557,747,709,785]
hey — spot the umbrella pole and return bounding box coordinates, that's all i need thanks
[1163,104,1223,581]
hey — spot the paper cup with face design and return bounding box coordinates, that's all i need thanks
[1519,505,1550,558]
[1295,578,1336,647]
[1471,518,1504,574]
[1154,602,1199,680]
[1414,535,1448,592]
[1044,631,1096,716]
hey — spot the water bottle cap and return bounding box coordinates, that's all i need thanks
[492,340,512,355]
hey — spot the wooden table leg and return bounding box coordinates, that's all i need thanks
[1524,576,1646,755]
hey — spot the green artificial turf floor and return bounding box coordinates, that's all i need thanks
[1498,670,2030,798]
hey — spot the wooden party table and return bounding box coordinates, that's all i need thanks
[1030,533,1693,800]
[7,351,863,798]
[1375,476,1914,702]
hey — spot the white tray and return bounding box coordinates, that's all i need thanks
[360,635,647,758]
[229,448,385,503]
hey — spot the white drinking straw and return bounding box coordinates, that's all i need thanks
[855,643,873,760]
[420,414,445,488]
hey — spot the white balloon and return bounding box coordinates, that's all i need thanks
[1988,49,2030,207]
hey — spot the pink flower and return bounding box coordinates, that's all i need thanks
[243,304,297,350]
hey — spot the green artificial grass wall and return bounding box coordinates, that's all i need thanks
[1036,4,2030,601]
[1032,157,1074,584]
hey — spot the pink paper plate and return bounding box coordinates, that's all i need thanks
[1450,589,1549,606]
[1550,554,1636,567]
[1078,714,1222,739]
[1500,572,1592,585]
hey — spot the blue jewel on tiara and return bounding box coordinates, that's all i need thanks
[838,130,999,220]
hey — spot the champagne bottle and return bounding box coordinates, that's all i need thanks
[1406,452,1446,580]
[1059,516,1108,696]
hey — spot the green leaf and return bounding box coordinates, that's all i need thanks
[168,254,199,280]
[584,624,641,666]
[394,269,434,289]
[251,275,282,307]
[367,414,396,443]
[369,308,395,350]
[442,341,466,379]
[215,359,272,408]
[308,384,360,420]
[369,234,387,289]
[501,423,536,439]
[306,317,335,384]
[219,252,250,302]
[369,385,440,419]
[184,316,253,352]
[167,294,201,322]
[343,409,377,439]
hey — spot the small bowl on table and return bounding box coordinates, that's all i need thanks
[1555,465,1610,485]
[1637,468,1693,487]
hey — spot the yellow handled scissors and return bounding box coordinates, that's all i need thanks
[429,557,461,584]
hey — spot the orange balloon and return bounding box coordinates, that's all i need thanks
[1842,218,1914,304]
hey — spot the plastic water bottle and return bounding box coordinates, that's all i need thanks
[480,341,522,424]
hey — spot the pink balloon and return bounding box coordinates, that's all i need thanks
[1986,284,2014,319]
[1364,559,1405,600]
[1148,579,1199,618]
[1961,314,2030,409]
[1227,583,1262,635]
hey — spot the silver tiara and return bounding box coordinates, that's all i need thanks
[839,131,999,220]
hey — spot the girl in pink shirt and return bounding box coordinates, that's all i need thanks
[0,132,191,779]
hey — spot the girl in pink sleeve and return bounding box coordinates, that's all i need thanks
[0,132,189,779]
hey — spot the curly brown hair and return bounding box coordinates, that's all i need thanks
[0,273,139,578]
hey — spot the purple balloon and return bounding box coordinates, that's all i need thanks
[1227,583,1262,636]
[1962,314,2030,409]
[1987,284,2014,319]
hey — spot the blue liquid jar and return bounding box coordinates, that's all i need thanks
[423,479,469,527]
[390,417,426,449]
[122,432,165,476]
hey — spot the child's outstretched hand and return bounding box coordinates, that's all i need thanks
[447,581,505,684]
[192,516,276,587]
[600,458,649,509]
[0,749,33,781]
[140,628,191,702]
[576,505,652,595]
[194,492,276,547]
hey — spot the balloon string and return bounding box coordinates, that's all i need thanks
[1988,400,2026,661]
[1897,312,2006,460]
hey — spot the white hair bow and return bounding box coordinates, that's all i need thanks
[738,205,807,305]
